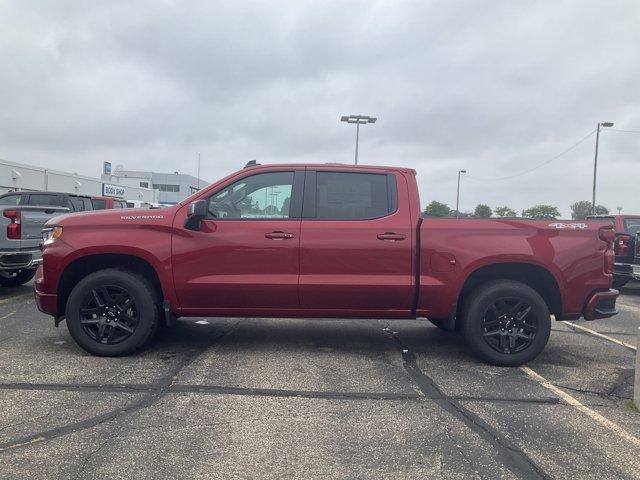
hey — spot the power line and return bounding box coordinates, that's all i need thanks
[609,128,640,134]
[466,129,596,182]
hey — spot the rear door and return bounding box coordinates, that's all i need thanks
[299,169,414,315]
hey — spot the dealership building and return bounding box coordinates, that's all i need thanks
[101,165,209,205]
[0,158,157,203]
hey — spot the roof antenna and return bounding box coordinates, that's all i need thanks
[244,159,260,168]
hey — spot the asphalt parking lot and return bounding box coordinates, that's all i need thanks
[0,284,639,479]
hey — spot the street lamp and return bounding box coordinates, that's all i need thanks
[592,121,614,214]
[456,170,467,219]
[340,115,377,165]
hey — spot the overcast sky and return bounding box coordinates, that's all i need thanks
[1,0,639,216]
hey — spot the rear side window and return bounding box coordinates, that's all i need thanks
[0,194,22,205]
[314,172,396,220]
[27,194,61,207]
[92,199,107,209]
[115,201,125,209]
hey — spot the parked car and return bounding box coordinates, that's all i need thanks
[35,163,617,365]
[91,196,128,210]
[586,214,640,288]
[0,191,77,286]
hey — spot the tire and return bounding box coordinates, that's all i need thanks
[612,278,629,290]
[460,280,551,366]
[65,268,159,356]
[0,268,37,287]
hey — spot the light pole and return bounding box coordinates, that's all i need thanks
[340,115,377,165]
[592,121,614,214]
[456,170,467,219]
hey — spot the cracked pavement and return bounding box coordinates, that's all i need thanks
[0,282,639,479]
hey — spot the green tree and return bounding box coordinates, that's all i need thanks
[571,201,609,219]
[423,201,451,217]
[494,206,517,217]
[474,204,492,218]
[522,204,560,219]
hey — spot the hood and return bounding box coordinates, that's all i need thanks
[45,206,177,228]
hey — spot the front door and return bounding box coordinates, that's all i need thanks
[172,169,304,314]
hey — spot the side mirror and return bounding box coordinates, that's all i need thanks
[184,200,207,231]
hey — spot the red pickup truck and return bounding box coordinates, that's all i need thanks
[35,163,618,366]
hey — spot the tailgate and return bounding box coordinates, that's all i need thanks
[19,206,69,242]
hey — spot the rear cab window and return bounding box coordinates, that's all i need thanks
[26,194,62,207]
[303,171,397,220]
[92,199,107,209]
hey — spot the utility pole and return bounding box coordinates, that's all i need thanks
[197,153,201,190]
[592,122,614,214]
[340,115,377,165]
[456,170,467,219]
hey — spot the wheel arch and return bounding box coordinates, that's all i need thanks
[456,262,563,323]
[57,254,165,317]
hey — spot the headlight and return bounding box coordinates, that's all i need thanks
[42,226,63,246]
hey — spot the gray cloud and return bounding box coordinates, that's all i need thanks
[1,0,639,216]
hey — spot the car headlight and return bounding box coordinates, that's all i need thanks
[42,226,63,246]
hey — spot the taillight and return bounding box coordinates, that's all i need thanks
[3,210,21,240]
[615,234,632,257]
[598,226,615,275]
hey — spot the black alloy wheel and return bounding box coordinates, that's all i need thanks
[79,286,138,345]
[460,280,551,366]
[480,297,537,355]
[66,268,159,356]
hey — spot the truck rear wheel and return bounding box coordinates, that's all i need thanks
[460,280,551,366]
[0,269,36,287]
[65,269,159,356]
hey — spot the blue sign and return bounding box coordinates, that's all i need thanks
[103,161,112,175]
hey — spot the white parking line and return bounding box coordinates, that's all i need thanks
[562,321,636,352]
[0,311,16,321]
[0,292,32,305]
[520,366,640,448]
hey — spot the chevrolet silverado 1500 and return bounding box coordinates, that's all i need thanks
[35,163,618,365]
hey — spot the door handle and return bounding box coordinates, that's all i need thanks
[377,232,406,241]
[265,231,295,240]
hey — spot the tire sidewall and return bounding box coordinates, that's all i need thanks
[66,269,158,356]
[461,281,551,366]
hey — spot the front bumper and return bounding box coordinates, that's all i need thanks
[583,289,618,321]
[0,249,42,271]
[633,264,640,281]
[34,265,58,317]
[614,262,633,279]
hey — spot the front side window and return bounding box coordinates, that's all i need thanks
[316,172,394,219]
[208,172,294,219]
[68,197,83,211]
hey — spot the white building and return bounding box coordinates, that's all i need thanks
[102,165,209,205]
[0,159,158,203]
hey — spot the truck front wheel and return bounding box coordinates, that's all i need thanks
[65,269,159,356]
[460,280,551,366]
